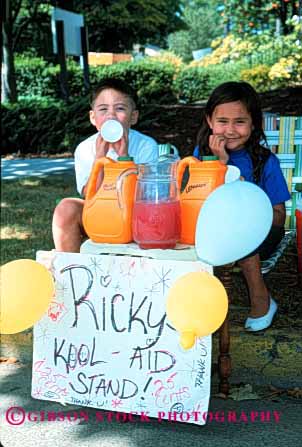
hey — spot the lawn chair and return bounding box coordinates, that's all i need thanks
[158,143,179,157]
[260,114,302,274]
[218,115,302,395]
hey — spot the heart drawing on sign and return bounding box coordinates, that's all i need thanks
[100,275,112,287]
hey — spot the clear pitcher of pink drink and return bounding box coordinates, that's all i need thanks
[132,155,181,249]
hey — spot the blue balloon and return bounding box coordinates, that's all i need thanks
[195,180,273,266]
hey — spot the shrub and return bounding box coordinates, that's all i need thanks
[173,66,209,102]
[240,54,302,91]
[1,94,167,155]
[240,65,271,92]
[174,62,244,103]
[152,51,184,72]
[191,34,257,67]
[89,58,178,104]
[269,54,302,88]
[192,29,301,69]
[2,97,92,155]
[14,56,178,105]
[15,55,60,98]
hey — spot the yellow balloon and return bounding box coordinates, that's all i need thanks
[166,271,228,349]
[0,259,55,334]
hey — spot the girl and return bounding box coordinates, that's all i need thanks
[193,81,291,332]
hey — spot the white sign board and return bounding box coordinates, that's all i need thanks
[51,7,84,56]
[32,251,212,426]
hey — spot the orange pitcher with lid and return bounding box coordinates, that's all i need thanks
[82,156,137,243]
[177,156,227,244]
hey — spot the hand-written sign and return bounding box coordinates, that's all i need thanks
[32,251,212,425]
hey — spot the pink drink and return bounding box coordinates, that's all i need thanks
[132,201,181,249]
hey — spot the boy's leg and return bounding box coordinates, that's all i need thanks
[238,254,269,318]
[52,198,86,253]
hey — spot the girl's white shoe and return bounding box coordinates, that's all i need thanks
[245,297,278,332]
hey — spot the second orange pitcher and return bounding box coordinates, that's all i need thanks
[177,156,227,244]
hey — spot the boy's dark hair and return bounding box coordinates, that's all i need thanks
[196,81,271,184]
[90,78,138,109]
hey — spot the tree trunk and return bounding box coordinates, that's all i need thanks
[279,1,289,35]
[1,0,17,103]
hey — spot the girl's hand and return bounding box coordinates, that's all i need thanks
[209,134,229,164]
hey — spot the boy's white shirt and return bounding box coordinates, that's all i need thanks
[74,128,158,195]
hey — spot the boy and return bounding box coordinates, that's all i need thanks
[52,78,158,252]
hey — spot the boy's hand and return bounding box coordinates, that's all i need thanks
[95,133,110,159]
[112,129,129,157]
[209,134,229,164]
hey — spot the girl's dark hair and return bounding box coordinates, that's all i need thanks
[90,78,139,109]
[196,81,271,184]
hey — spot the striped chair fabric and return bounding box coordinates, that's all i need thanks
[260,115,302,273]
[263,114,302,229]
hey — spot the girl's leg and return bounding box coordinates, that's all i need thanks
[238,254,269,318]
[238,225,284,318]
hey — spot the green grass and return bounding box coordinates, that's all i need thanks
[1,174,77,265]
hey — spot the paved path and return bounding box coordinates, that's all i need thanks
[1,157,74,180]
[1,362,301,447]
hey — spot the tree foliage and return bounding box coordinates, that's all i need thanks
[2,0,185,103]
[73,0,185,51]
[168,0,224,62]
[5,1,52,56]
[10,0,185,57]
[222,0,300,36]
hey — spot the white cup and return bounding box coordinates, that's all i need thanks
[100,120,123,143]
[225,165,241,183]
